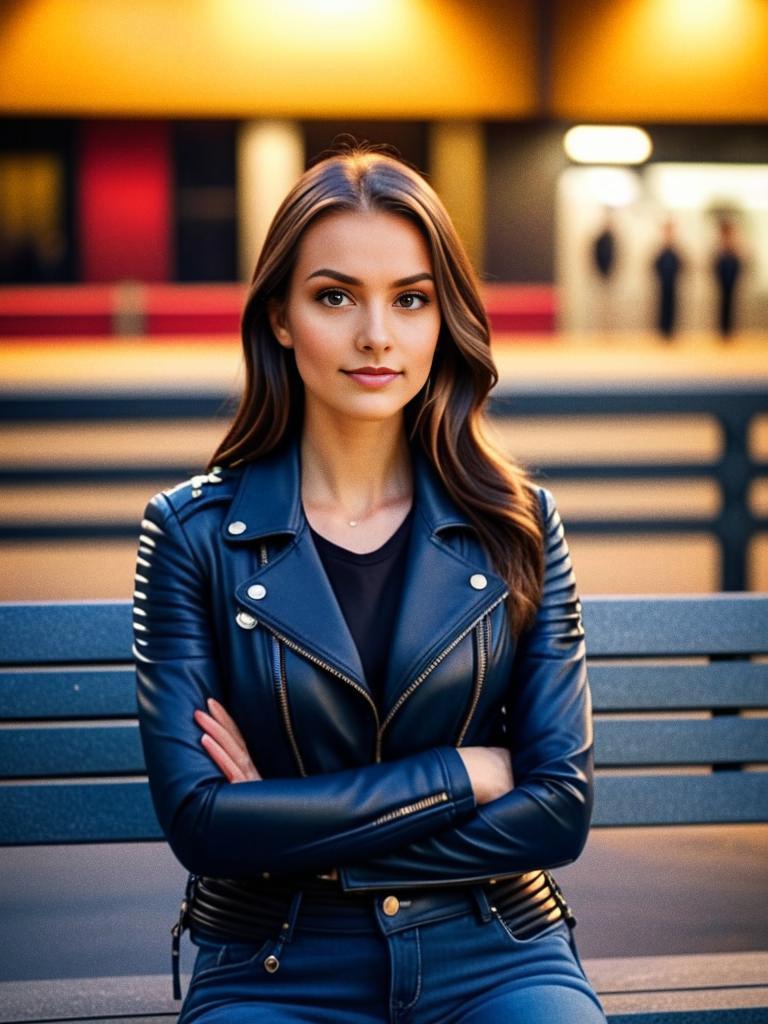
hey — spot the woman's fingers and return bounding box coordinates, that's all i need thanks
[200,732,248,783]
[194,702,261,782]
[194,708,244,766]
[207,698,247,747]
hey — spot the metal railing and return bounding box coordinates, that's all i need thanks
[2,380,766,589]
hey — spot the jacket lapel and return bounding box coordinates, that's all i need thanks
[225,445,367,691]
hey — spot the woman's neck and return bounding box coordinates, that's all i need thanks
[299,412,413,549]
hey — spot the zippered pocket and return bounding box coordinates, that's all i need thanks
[371,790,449,826]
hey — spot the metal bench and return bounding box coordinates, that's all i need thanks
[1,594,766,1023]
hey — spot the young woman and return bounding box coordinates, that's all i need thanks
[134,148,607,1023]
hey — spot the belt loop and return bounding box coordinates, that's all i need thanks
[282,889,304,944]
[471,884,493,923]
[262,890,304,974]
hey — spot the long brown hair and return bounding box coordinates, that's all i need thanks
[210,147,544,630]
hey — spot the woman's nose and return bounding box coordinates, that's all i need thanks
[356,304,392,352]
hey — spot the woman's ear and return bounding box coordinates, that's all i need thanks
[267,299,293,349]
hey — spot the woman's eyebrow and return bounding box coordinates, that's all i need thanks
[306,268,360,284]
[305,269,434,286]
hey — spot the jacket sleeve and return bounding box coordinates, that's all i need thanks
[339,488,594,891]
[134,493,476,880]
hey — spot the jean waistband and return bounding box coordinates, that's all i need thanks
[185,869,572,939]
[172,871,574,999]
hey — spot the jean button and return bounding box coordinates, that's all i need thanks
[263,954,280,973]
[382,895,400,916]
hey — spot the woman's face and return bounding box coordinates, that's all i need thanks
[269,210,441,427]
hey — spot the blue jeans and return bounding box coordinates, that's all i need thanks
[178,886,607,1023]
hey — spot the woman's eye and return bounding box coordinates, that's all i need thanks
[318,289,350,307]
[395,291,429,309]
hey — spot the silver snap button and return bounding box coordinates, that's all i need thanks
[236,610,257,630]
[247,583,267,600]
[228,520,247,535]
[469,573,488,590]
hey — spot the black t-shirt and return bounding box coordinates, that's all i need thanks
[309,507,414,704]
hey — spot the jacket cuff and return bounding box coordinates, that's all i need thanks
[435,746,476,820]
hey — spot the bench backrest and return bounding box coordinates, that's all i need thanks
[0,595,766,844]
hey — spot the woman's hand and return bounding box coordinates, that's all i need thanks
[194,698,262,783]
[456,746,513,804]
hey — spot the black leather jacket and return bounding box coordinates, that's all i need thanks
[133,441,593,892]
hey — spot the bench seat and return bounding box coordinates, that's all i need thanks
[1,953,766,1023]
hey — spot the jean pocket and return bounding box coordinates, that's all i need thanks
[189,935,274,989]
[492,907,571,948]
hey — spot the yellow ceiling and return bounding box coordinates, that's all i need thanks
[1,0,765,121]
[551,0,768,121]
[0,0,537,117]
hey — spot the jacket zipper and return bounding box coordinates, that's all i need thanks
[455,612,492,747]
[371,790,449,826]
[259,540,311,775]
[379,592,507,739]
[265,624,383,761]
[271,635,307,777]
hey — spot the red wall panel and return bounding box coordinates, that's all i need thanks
[78,121,171,282]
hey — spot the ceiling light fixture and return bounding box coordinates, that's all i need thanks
[564,125,653,166]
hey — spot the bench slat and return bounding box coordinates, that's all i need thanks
[2,596,766,667]
[589,663,768,712]
[2,661,763,721]
[0,603,133,665]
[582,595,768,657]
[594,718,768,767]
[0,669,136,719]
[0,780,162,843]
[2,770,766,844]
[592,772,768,826]
[4,717,764,778]
[0,724,144,777]
[2,597,765,664]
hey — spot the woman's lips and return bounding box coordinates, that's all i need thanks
[342,368,402,389]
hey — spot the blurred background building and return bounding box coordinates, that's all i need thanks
[0,0,767,600]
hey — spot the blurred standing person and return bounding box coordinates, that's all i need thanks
[592,212,616,282]
[653,220,684,340]
[713,217,743,338]
[591,210,618,332]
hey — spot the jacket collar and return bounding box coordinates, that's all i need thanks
[222,438,471,544]
[223,442,305,542]
[227,439,507,715]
